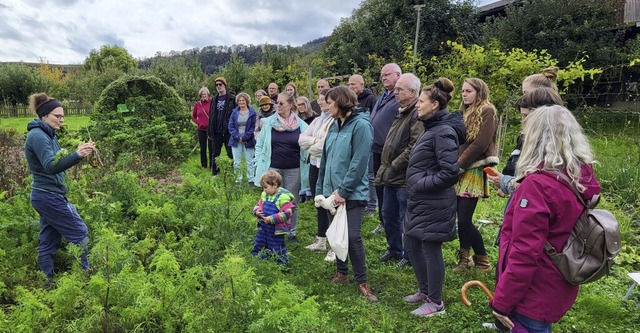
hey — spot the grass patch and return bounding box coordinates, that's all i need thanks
[0,115,94,134]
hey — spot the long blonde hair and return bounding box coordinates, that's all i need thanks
[516,105,595,191]
[459,78,496,141]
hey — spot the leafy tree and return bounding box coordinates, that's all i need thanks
[219,53,249,93]
[66,67,126,103]
[35,61,73,100]
[480,0,625,67]
[146,56,205,102]
[321,0,477,74]
[427,41,602,118]
[0,63,45,111]
[84,45,138,73]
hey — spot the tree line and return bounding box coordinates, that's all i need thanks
[1,0,638,113]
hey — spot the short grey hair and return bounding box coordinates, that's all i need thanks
[399,73,421,93]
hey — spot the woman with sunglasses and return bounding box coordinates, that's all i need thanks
[25,93,95,284]
[254,92,309,243]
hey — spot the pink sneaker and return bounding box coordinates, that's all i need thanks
[411,300,445,317]
[403,291,429,304]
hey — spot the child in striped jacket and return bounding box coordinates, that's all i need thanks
[252,170,295,265]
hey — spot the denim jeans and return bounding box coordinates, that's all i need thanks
[270,167,300,236]
[512,313,552,333]
[333,200,368,283]
[231,144,255,183]
[382,186,407,257]
[30,191,89,277]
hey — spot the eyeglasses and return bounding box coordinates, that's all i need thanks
[50,113,64,120]
[381,72,396,78]
[216,83,224,87]
[277,102,287,106]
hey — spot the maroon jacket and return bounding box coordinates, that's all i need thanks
[490,164,600,323]
[192,99,211,131]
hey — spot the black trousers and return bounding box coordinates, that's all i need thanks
[197,130,212,168]
[211,132,232,175]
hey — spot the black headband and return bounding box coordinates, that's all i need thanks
[36,99,62,118]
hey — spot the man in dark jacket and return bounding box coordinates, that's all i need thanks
[310,79,330,115]
[349,74,377,113]
[349,74,379,217]
[369,63,401,234]
[208,76,236,175]
[375,73,423,268]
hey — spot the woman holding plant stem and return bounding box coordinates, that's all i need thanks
[24,93,95,282]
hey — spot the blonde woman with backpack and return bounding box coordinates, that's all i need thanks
[490,105,600,332]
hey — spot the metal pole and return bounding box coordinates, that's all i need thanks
[413,4,425,72]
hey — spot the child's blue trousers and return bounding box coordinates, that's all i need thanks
[251,221,288,265]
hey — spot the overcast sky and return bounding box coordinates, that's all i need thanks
[1,0,497,65]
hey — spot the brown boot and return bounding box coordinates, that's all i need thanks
[356,283,379,302]
[453,248,473,272]
[331,272,349,284]
[472,255,492,272]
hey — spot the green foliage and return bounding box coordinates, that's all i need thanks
[83,45,137,73]
[0,63,46,106]
[66,67,126,103]
[145,56,205,102]
[480,0,625,67]
[220,53,249,93]
[322,0,478,74]
[428,41,602,118]
[91,76,190,172]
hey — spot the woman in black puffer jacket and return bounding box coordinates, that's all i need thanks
[402,78,466,317]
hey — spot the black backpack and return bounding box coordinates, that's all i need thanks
[543,171,622,285]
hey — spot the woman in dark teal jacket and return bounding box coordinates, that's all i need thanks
[24,93,95,280]
[317,86,377,302]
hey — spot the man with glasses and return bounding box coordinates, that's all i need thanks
[208,77,236,175]
[375,73,422,268]
[369,63,401,235]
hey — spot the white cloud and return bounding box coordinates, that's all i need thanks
[0,0,360,64]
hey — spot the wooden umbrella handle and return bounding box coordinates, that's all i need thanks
[461,280,494,307]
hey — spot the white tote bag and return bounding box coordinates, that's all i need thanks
[326,204,349,261]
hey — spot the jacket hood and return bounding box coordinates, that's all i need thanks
[538,164,601,204]
[423,109,466,145]
[27,119,56,138]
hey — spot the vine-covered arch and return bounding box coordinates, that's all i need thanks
[90,75,192,172]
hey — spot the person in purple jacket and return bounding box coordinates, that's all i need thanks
[490,105,601,332]
[228,92,257,184]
